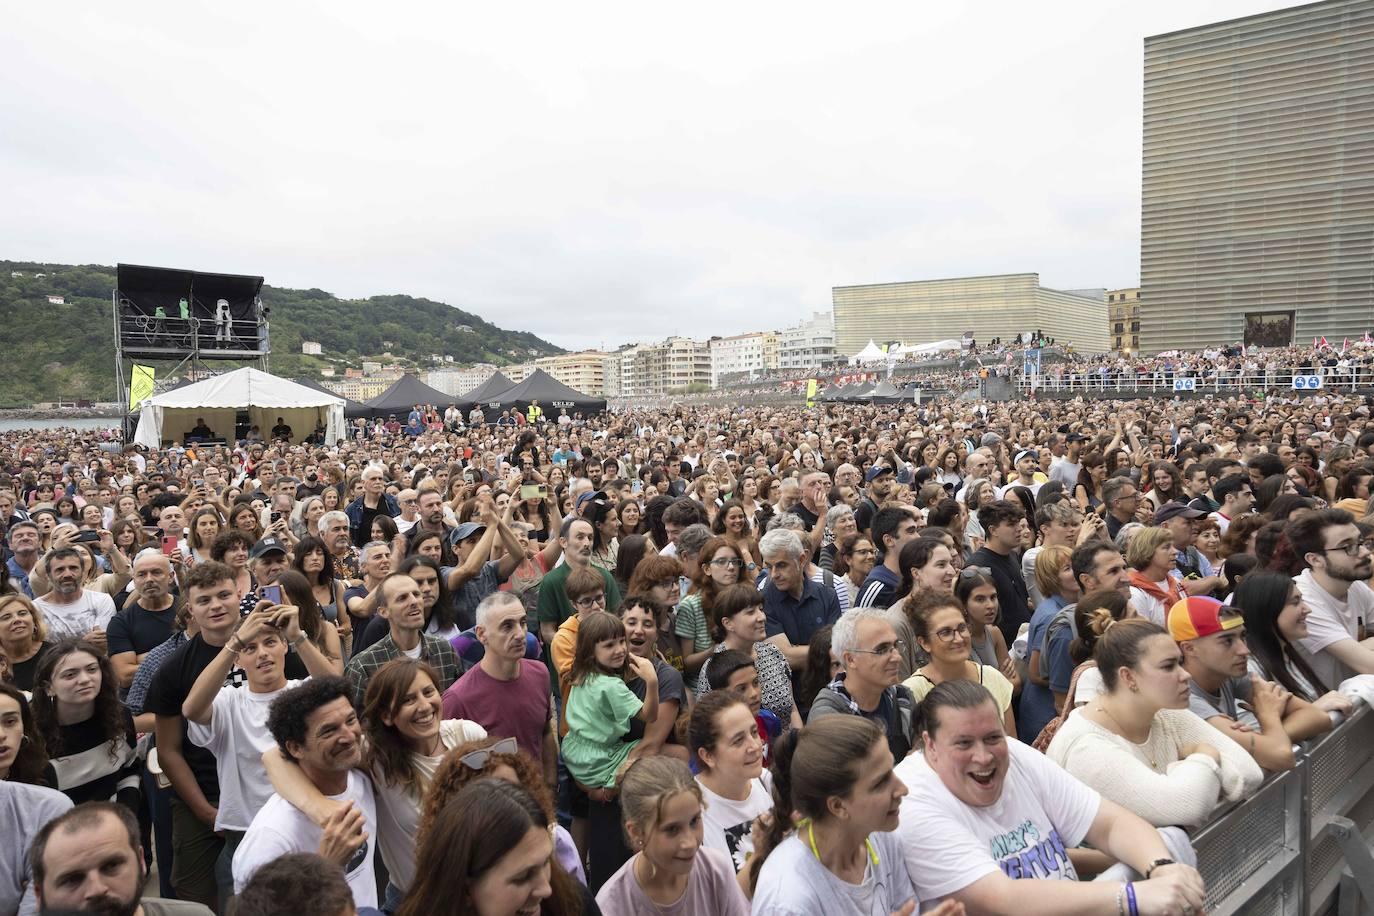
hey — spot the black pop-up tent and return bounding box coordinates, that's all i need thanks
[365,374,459,418]
[463,371,516,409]
[293,378,373,419]
[867,380,907,404]
[486,369,606,414]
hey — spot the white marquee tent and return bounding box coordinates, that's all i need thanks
[850,340,888,364]
[133,367,345,448]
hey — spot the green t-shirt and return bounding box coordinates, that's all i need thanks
[536,563,622,626]
[673,593,712,652]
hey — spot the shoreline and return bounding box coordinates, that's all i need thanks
[0,409,122,421]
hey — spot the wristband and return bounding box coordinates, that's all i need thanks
[1115,884,1127,916]
[289,634,308,650]
[1126,882,1139,916]
[226,637,244,655]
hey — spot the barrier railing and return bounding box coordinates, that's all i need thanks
[1190,705,1374,915]
[1016,367,1374,395]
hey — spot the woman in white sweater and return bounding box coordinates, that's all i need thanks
[1046,614,1263,829]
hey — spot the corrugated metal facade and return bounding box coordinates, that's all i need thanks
[831,274,1109,356]
[1141,0,1374,352]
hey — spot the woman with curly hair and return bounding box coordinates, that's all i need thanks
[0,682,50,784]
[419,736,584,886]
[30,638,140,811]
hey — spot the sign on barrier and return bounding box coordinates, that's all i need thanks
[1173,377,1196,391]
[1293,375,1324,390]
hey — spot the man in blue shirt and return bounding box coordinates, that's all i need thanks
[759,528,840,669]
[4,521,40,598]
[856,507,919,609]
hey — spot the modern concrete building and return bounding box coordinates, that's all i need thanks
[1140,0,1374,353]
[1107,288,1142,355]
[779,311,838,371]
[832,274,1110,356]
[535,350,609,395]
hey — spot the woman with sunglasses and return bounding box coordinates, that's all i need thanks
[266,658,489,908]
[901,592,1015,737]
[420,736,585,885]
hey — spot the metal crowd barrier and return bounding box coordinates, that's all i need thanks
[1190,705,1374,915]
[1016,367,1374,395]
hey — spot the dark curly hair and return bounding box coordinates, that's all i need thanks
[210,528,254,562]
[0,682,49,784]
[30,638,129,761]
[267,676,352,762]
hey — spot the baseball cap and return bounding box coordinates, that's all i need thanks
[1065,433,1089,443]
[1167,596,1243,641]
[249,536,288,560]
[447,522,486,545]
[1153,501,1206,525]
[576,489,608,510]
[866,465,895,482]
[1013,449,1039,465]
[980,432,1002,447]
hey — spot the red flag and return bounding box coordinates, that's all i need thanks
[1322,336,1329,348]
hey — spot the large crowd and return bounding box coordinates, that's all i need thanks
[5,386,1374,916]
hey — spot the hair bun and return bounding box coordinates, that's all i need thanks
[1086,605,1115,637]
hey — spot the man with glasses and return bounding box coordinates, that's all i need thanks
[393,488,420,535]
[808,607,917,761]
[1102,476,1142,541]
[1288,509,1374,686]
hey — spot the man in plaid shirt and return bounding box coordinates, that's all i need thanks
[344,571,464,710]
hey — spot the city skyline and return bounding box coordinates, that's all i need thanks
[1,1,1305,351]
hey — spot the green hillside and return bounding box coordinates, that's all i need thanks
[0,260,563,406]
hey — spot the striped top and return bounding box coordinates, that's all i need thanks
[47,710,141,810]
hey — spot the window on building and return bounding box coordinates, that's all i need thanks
[1114,323,1124,333]
[1132,336,1139,348]
[1115,337,1123,348]
[1130,322,1140,332]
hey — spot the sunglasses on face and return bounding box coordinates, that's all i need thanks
[959,566,992,579]
[458,736,520,771]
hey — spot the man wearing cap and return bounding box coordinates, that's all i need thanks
[999,449,1042,499]
[238,535,290,616]
[1169,596,1330,771]
[1154,502,1226,595]
[1049,432,1088,490]
[443,494,526,631]
[854,464,894,540]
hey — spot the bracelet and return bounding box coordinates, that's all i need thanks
[1115,883,1127,916]
[226,637,244,655]
[289,634,308,650]
[1126,882,1139,916]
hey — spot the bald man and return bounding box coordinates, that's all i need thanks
[108,550,180,689]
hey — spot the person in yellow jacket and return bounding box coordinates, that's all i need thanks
[526,400,543,424]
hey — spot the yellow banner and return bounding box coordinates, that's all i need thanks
[805,378,818,407]
[129,365,156,412]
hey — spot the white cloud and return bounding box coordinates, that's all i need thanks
[0,0,1302,350]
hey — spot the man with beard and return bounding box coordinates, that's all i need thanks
[232,678,378,909]
[30,801,210,915]
[405,488,454,565]
[1289,508,1374,686]
[343,574,462,710]
[108,552,179,690]
[318,512,362,588]
[854,464,895,539]
[33,547,116,647]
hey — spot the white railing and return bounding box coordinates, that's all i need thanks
[1017,366,1374,395]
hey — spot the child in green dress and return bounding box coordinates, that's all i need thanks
[562,611,659,801]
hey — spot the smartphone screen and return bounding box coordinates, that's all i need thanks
[260,584,283,605]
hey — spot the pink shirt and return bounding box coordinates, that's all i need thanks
[441,658,552,766]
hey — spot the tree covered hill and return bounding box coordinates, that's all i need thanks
[0,260,563,406]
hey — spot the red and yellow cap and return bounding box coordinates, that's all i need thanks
[1167,595,1244,642]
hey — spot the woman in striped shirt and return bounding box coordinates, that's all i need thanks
[30,637,140,812]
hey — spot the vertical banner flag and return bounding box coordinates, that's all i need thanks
[129,365,156,412]
[805,378,818,407]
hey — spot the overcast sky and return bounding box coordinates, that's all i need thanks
[1,1,1303,352]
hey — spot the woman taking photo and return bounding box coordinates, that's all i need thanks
[275,569,345,673]
[694,584,801,731]
[1046,616,1262,828]
[688,691,772,875]
[675,536,743,674]
[749,716,950,915]
[0,594,52,692]
[955,568,1019,691]
[597,756,749,915]
[1235,571,1355,716]
[901,592,1015,736]
[31,638,140,811]
[398,779,594,916]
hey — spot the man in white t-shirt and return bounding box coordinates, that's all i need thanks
[1289,509,1374,688]
[33,547,116,646]
[893,680,1204,914]
[232,677,378,909]
[184,601,336,838]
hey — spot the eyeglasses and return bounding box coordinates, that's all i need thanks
[710,558,745,568]
[573,594,607,609]
[848,639,907,657]
[1323,542,1371,557]
[850,548,878,557]
[959,566,992,580]
[458,736,519,771]
[932,623,971,643]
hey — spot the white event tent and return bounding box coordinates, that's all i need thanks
[850,340,888,364]
[133,367,345,448]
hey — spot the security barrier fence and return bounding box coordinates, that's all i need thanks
[1191,704,1374,915]
[1017,367,1374,396]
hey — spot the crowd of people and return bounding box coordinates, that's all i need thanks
[4,382,1374,915]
